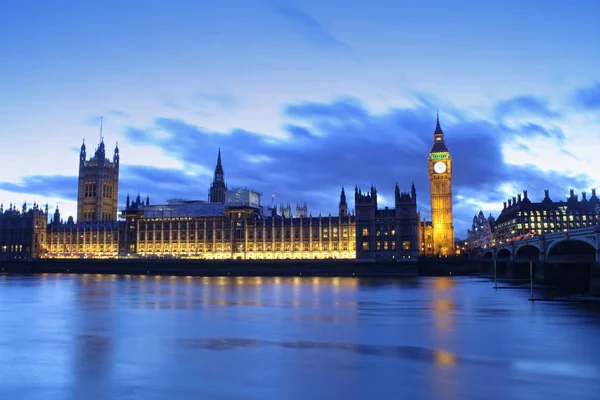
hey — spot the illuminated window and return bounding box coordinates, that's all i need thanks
[392,242,396,250]
[402,241,410,250]
[391,229,396,236]
[362,228,369,236]
[362,242,369,250]
[377,241,381,250]
[384,241,389,250]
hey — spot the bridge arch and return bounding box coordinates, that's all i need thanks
[515,242,541,254]
[496,248,511,260]
[483,251,493,261]
[546,238,597,258]
[545,238,597,291]
[514,244,540,261]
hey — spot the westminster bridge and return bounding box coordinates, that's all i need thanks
[480,225,600,293]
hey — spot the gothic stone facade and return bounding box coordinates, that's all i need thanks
[354,184,419,260]
[0,203,47,260]
[77,138,119,222]
[119,202,356,260]
[466,210,495,252]
[428,115,455,256]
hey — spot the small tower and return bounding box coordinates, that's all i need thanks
[339,187,348,217]
[296,202,308,218]
[53,206,61,226]
[209,148,227,203]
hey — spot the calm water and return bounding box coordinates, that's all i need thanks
[1,274,600,400]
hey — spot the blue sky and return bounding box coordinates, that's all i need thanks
[0,0,599,237]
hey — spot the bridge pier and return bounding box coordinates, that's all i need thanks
[589,262,600,294]
[533,261,547,285]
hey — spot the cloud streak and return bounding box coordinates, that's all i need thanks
[573,82,600,110]
[276,5,351,52]
[494,95,561,120]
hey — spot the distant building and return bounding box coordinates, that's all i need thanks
[0,202,47,259]
[354,184,420,260]
[466,210,495,252]
[493,189,600,244]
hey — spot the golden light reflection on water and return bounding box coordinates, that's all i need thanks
[431,277,456,332]
[37,275,366,311]
[434,349,457,366]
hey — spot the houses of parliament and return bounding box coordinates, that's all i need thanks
[0,117,455,261]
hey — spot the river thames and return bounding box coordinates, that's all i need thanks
[1,273,599,399]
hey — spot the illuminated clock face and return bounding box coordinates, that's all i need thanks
[434,161,446,174]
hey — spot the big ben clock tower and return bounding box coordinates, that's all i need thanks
[428,113,454,256]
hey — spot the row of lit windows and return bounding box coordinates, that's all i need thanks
[138,230,355,241]
[361,228,399,237]
[516,210,595,217]
[360,240,411,251]
[48,245,118,252]
[138,220,353,230]
[138,224,352,237]
[521,215,589,222]
[136,243,351,252]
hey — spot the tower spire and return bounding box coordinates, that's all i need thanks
[100,116,103,144]
[434,110,443,136]
[217,147,222,168]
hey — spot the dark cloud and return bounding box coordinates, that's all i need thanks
[117,97,589,236]
[514,122,566,142]
[119,165,207,202]
[494,95,561,120]
[3,97,591,237]
[275,5,351,52]
[573,82,600,110]
[0,175,77,201]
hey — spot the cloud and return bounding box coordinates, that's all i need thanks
[494,95,561,120]
[2,95,592,237]
[0,175,77,200]
[573,82,600,110]
[276,5,351,52]
[192,92,237,112]
[116,96,590,236]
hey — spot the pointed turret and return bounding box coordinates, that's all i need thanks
[430,111,449,153]
[209,148,227,203]
[53,206,60,226]
[80,139,86,165]
[113,142,120,164]
[339,187,348,217]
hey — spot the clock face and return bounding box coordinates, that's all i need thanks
[434,161,446,174]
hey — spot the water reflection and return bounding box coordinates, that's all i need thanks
[431,277,456,332]
[1,274,600,400]
[178,337,463,365]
